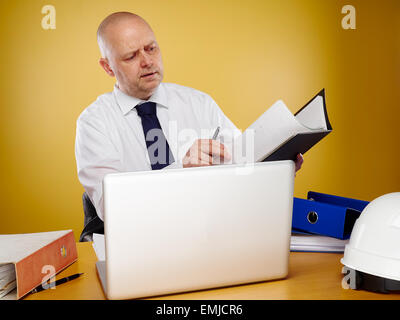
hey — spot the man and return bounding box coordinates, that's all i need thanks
[75,12,303,225]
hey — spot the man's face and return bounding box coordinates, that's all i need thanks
[101,18,164,100]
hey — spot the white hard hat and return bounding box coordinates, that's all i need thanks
[341,192,400,293]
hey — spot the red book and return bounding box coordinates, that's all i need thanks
[0,230,77,299]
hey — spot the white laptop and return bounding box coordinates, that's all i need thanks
[96,161,295,299]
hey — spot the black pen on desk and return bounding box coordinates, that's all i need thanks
[31,273,84,294]
[212,126,220,140]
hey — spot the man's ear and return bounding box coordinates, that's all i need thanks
[99,58,115,77]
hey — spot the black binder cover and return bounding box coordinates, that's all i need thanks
[262,89,332,162]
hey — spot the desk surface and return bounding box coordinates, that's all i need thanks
[24,242,400,300]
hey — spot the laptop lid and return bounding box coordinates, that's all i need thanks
[102,161,295,299]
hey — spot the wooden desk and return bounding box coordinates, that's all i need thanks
[24,242,400,300]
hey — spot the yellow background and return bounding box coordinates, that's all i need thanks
[0,0,399,241]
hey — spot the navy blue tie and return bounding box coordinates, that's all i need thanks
[136,102,175,170]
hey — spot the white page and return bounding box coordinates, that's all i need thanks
[92,233,105,261]
[0,272,16,287]
[0,265,15,282]
[233,100,312,162]
[295,96,327,130]
[0,280,16,299]
[0,263,16,299]
[0,264,14,274]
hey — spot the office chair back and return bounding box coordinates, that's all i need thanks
[79,192,104,242]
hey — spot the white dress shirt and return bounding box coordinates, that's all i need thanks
[75,82,240,220]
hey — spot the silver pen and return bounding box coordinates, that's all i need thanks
[212,126,220,140]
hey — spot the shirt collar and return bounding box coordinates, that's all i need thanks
[113,83,169,116]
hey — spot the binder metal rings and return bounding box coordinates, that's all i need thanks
[307,211,318,224]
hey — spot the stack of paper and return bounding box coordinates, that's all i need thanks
[290,233,349,253]
[0,264,16,299]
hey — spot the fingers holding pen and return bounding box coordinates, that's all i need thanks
[183,139,231,168]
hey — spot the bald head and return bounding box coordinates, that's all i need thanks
[96,12,164,100]
[97,12,153,59]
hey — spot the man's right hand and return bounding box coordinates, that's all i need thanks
[182,139,231,168]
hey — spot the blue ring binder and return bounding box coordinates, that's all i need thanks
[292,191,370,240]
